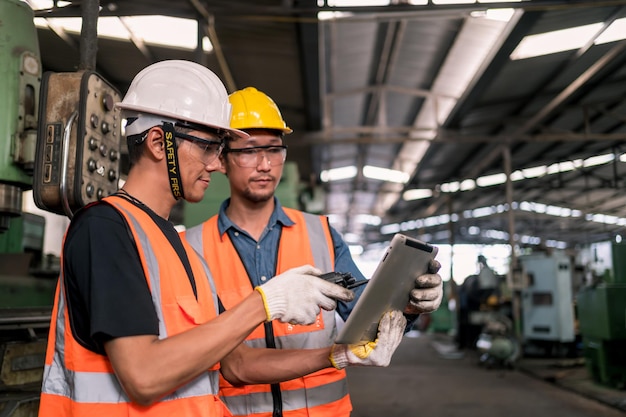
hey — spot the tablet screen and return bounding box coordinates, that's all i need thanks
[335,234,438,344]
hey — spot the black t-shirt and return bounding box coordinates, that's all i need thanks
[63,198,222,355]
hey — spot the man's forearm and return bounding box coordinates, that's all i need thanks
[221,344,332,386]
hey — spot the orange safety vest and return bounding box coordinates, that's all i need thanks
[183,208,352,417]
[38,196,229,417]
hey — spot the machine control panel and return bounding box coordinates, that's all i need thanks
[33,71,122,217]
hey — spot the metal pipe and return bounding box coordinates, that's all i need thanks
[188,0,236,92]
[79,0,99,71]
[503,145,521,340]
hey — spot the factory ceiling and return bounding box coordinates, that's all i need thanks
[27,0,626,251]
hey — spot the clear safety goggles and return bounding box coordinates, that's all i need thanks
[224,145,288,168]
[175,131,224,165]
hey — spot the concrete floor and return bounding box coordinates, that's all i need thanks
[346,332,626,417]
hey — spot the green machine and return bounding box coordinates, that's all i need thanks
[576,242,626,389]
[0,0,41,232]
[0,0,55,305]
[0,2,54,416]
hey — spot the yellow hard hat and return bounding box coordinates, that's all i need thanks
[229,87,292,134]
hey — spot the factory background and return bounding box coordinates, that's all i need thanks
[1,0,626,415]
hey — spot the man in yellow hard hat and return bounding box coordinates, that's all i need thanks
[183,87,444,417]
[38,63,407,417]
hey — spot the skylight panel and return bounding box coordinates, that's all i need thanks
[595,17,626,45]
[25,3,209,52]
[118,16,199,50]
[510,23,605,60]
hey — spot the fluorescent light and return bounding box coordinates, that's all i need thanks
[363,165,410,184]
[583,153,614,168]
[354,214,381,225]
[403,189,433,201]
[472,207,495,218]
[318,11,354,20]
[440,181,460,193]
[510,23,604,60]
[460,179,476,191]
[476,173,507,187]
[521,165,547,178]
[380,223,401,234]
[320,166,358,182]
[433,0,475,4]
[327,0,390,6]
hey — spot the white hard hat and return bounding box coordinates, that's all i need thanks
[115,60,247,139]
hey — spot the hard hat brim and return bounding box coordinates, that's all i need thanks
[116,102,249,140]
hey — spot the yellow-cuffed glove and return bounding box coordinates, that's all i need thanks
[329,310,406,370]
[255,265,355,326]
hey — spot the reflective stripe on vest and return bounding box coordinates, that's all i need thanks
[223,378,349,416]
[39,196,222,417]
[183,208,352,417]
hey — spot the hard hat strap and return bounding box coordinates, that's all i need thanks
[162,123,185,200]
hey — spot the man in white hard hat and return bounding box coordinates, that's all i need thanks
[183,86,443,417]
[38,61,407,417]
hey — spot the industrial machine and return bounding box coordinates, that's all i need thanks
[33,70,122,217]
[577,242,626,389]
[0,2,52,415]
[0,0,41,232]
[519,251,577,357]
[476,312,519,369]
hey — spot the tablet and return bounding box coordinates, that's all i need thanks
[335,234,438,344]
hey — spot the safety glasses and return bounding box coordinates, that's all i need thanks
[176,131,224,165]
[224,145,288,168]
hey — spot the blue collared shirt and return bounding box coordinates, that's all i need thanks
[217,198,366,321]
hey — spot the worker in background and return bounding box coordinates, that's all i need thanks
[477,255,498,292]
[38,61,409,417]
[456,255,499,349]
[183,86,444,417]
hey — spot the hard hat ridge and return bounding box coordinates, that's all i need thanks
[116,60,248,139]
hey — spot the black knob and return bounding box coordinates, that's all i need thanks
[102,93,114,112]
[88,137,98,150]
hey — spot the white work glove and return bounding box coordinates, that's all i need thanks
[405,259,444,315]
[255,265,355,326]
[329,310,406,370]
